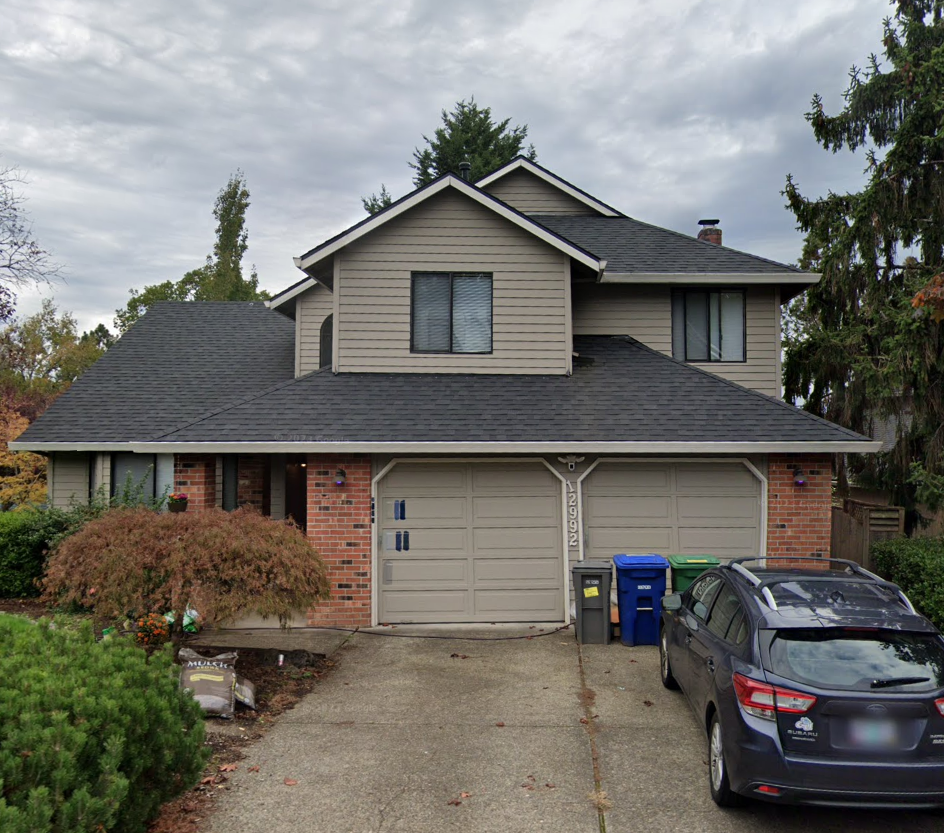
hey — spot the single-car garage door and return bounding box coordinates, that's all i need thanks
[378,462,564,623]
[584,461,762,562]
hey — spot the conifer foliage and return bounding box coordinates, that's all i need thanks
[783,1,944,512]
[0,617,207,833]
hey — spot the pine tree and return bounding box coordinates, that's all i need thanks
[783,1,944,517]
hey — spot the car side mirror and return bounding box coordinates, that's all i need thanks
[663,593,682,611]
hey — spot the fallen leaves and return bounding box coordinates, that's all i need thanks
[495,722,505,727]
[218,764,238,773]
[447,798,463,806]
[460,792,472,799]
[247,765,260,774]
[284,778,298,786]
[643,700,653,707]
[450,653,469,660]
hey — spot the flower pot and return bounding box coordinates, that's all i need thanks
[168,501,188,513]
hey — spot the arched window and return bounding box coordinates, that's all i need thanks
[320,314,333,369]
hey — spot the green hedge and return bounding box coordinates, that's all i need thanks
[871,537,944,630]
[0,616,208,833]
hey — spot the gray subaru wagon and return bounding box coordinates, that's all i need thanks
[659,557,944,808]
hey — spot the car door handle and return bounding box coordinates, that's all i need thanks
[706,658,716,673]
[684,634,692,646]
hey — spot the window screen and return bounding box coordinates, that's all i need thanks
[672,289,745,362]
[411,272,492,354]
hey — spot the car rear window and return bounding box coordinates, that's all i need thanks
[768,630,944,692]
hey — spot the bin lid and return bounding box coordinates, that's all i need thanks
[572,559,612,572]
[613,553,669,569]
[667,554,721,568]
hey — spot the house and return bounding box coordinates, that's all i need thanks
[11,157,879,627]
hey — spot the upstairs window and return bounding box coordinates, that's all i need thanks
[320,314,333,369]
[411,272,492,354]
[671,289,745,362]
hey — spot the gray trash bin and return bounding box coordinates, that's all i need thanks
[572,560,613,644]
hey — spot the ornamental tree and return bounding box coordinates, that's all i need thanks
[783,1,944,517]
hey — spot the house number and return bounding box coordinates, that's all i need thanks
[566,480,579,547]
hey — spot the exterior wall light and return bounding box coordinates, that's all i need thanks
[335,469,347,487]
[793,467,807,487]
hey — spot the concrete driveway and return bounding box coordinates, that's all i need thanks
[209,628,942,833]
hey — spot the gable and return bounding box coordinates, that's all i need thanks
[482,167,602,216]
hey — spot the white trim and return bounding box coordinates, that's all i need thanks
[474,158,621,218]
[601,272,820,284]
[14,439,880,454]
[563,255,573,375]
[268,176,602,311]
[370,457,569,628]
[575,456,768,563]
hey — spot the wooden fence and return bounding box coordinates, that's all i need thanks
[831,499,905,569]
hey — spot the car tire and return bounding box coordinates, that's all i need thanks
[708,714,742,807]
[659,627,679,690]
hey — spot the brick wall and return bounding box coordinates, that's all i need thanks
[305,455,372,627]
[238,454,266,510]
[767,453,832,566]
[173,454,216,512]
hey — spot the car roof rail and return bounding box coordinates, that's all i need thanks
[726,556,917,615]
[728,562,779,611]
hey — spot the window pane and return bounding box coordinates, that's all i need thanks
[671,292,685,359]
[412,274,451,351]
[709,292,722,361]
[452,274,492,353]
[719,291,744,361]
[111,453,155,501]
[707,589,741,640]
[684,291,709,361]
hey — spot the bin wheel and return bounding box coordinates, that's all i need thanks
[659,627,679,690]
[708,714,742,807]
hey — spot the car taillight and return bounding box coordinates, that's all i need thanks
[935,698,944,717]
[733,673,816,721]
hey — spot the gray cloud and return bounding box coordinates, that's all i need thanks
[1,0,890,331]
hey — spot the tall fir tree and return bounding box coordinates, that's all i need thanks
[783,0,944,518]
[362,98,536,214]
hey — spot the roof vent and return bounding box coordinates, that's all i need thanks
[697,218,722,246]
[458,160,472,181]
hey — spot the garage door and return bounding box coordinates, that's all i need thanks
[378,462,564,623]
[584,462,761,562]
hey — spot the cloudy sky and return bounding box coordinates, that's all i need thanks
[2,0,891,332]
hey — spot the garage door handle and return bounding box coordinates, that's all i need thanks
[403,530,410,551]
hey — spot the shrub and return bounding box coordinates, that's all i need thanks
[0,615,207,833]
[871,536,944,629]
[43,506,331,637]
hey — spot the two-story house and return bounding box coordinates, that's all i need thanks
[12,157,878,628]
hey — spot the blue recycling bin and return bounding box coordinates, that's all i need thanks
[613,554,669,646]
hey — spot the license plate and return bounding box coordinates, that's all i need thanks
[849,719,900,749]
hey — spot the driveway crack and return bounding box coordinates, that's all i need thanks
[577,641,609,833]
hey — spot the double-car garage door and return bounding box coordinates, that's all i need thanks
[377,460,762,624]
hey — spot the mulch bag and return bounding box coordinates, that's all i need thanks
[179,648,238,718]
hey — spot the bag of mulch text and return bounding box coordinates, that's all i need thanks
[179,648,238,718]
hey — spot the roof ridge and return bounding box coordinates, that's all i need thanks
[609,336,869,440]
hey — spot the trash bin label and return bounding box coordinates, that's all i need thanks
[638,585,651,590]
[583,586,600,598]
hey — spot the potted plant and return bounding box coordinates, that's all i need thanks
[167,492,189,513]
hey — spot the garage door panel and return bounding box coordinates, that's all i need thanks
[473,495,558,522]
[384,528,466,553]
[586,465,670,493]
[382,591,468,617]
[473,526,560,551]
[677,496,758,521]
[382,558,467,584]
[472,465,558,493]
[589,527,674,554]
[383,464,466,492]
[473,557,561,584]
[586,496,671,523]
[676,464,757,493]
[474,589,561,617]
[382,496,466,524]
[678,527,758,554]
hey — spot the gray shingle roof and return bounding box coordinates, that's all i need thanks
[15,302,295,444]
[535,215,805,275]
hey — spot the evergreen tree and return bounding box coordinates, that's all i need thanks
[362,98,537,214]
[783,1,944,518]
[116,171,266,331]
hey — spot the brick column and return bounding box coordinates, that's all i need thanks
[305,455,372,627]
[767,453,832,566]
[173,454,217,512]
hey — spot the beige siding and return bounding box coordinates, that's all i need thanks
[337,190,569,374]
[572,284,781,397]
[49,452,90,508]
[296,283,334,376]
[483,168,600,215]
[90,452,111,500]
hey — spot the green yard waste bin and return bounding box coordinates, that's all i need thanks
[667,555,720,593]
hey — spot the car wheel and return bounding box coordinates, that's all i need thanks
[660,628,679,690]
[708,714,742,807]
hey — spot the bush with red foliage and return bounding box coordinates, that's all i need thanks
[42,506,330,637]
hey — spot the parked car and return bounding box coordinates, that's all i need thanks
[659,556,944,808]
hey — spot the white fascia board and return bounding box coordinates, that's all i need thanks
[601,272,821,284]
[475,158,621,218]
[267,263,333,310]
[292,176,601,276]
[13,440,880,454]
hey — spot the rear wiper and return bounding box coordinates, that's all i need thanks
[870,676,931,689]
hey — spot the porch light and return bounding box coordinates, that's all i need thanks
[792,467,807,487]
[335,469,347,487]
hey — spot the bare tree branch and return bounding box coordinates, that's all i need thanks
[0,165,61,293]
